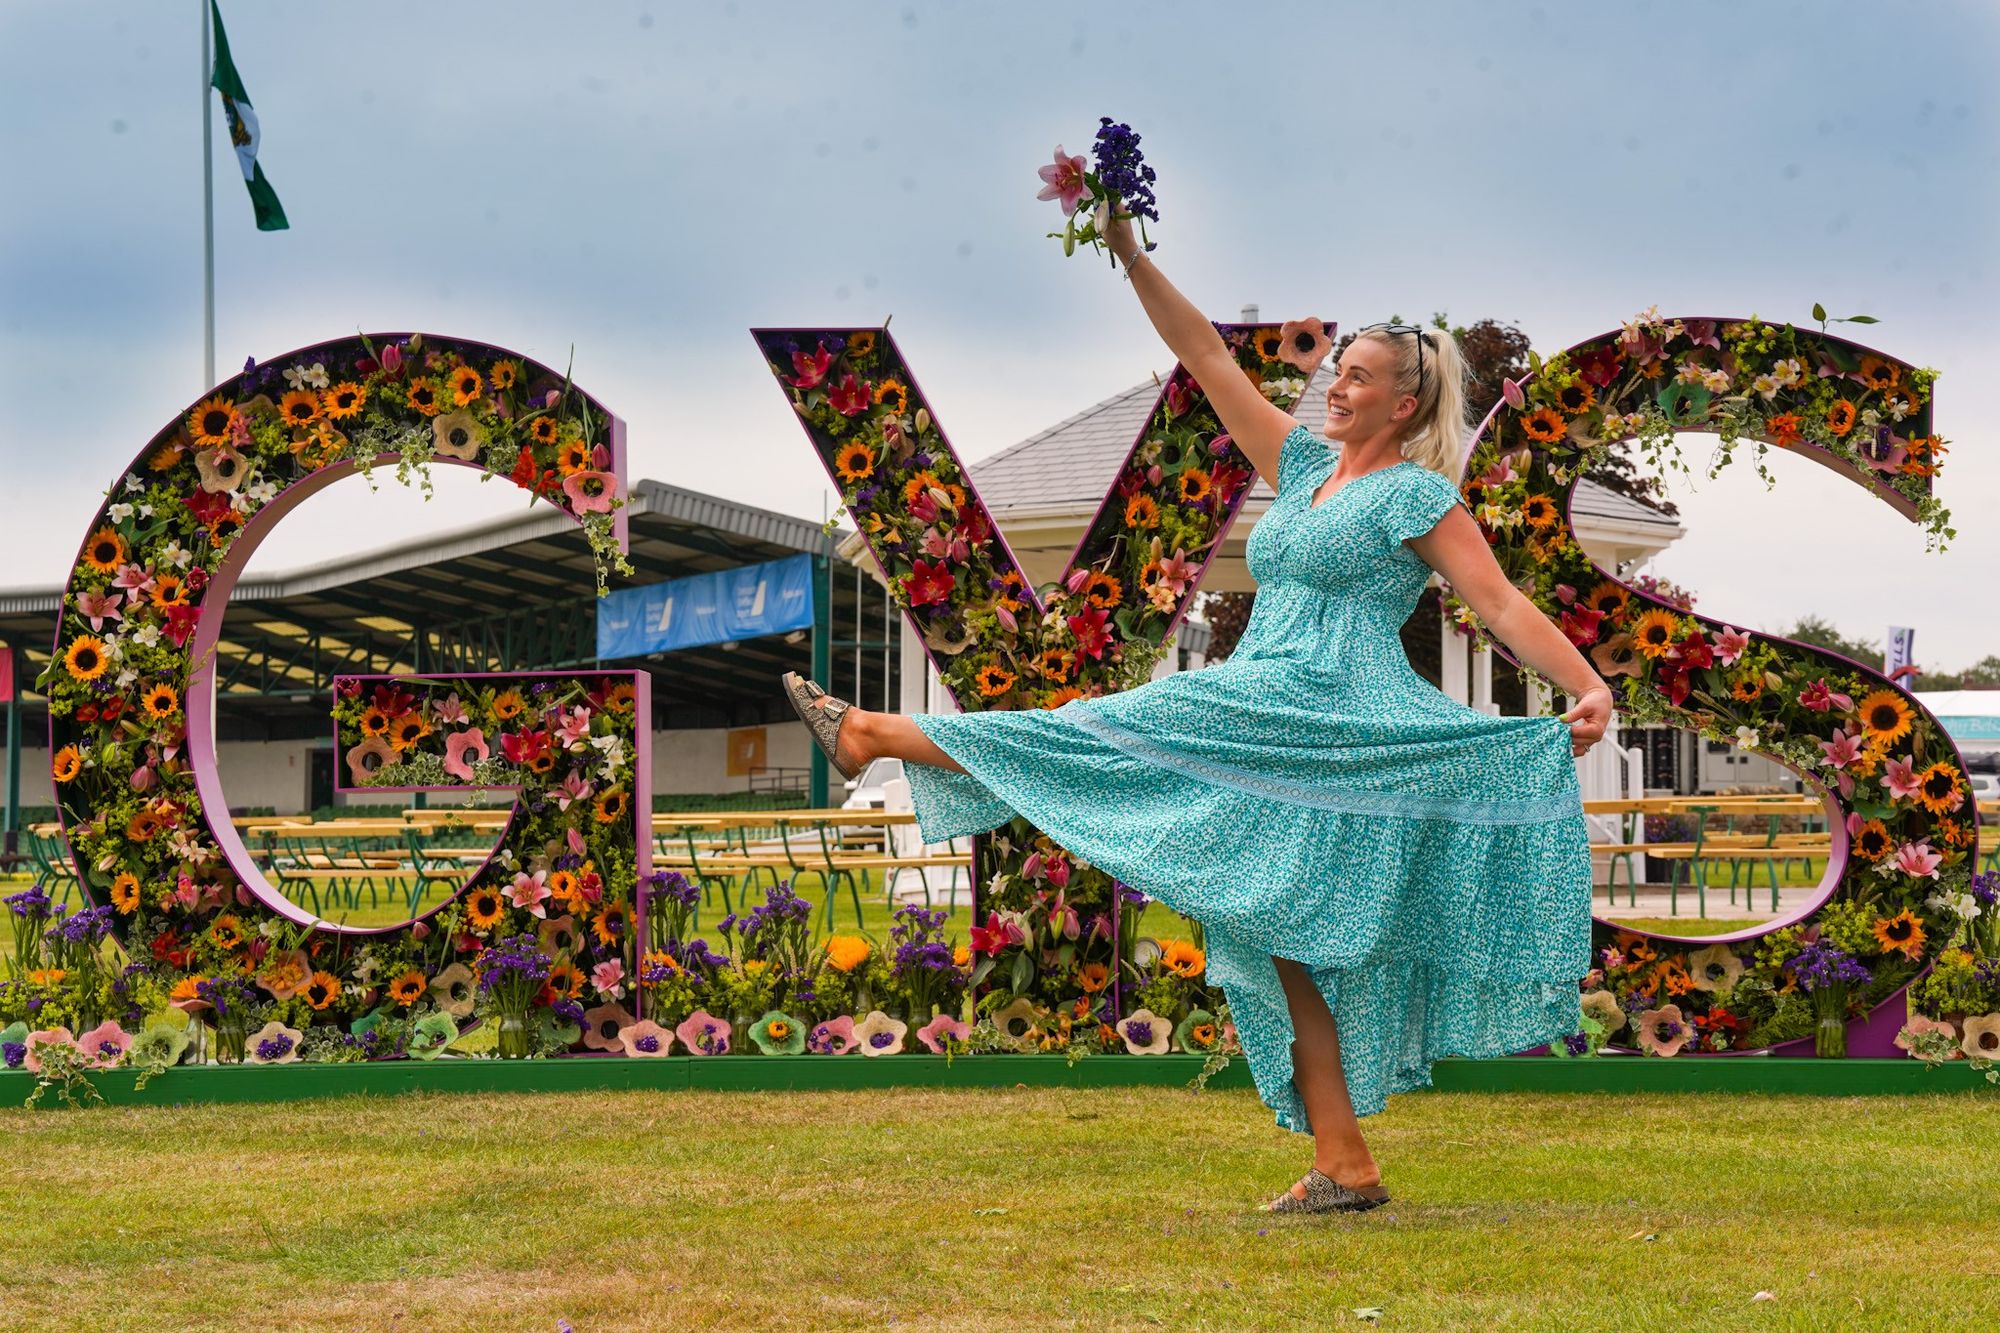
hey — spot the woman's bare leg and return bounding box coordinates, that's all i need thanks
[805,696,967,775]
[1270,955,1381,1206]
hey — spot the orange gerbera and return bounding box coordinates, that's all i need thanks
[1871,909,1926,961]
[1853,818,1893,862]
[1826,399,1857,437]
[1630,608,1679,659]
[83,526,127,572]
[1915,761,1963,816]
[1177,468,1212,502]
[974,663,1017,697]
[1123,494,1160,529]
[1520,408,1567,443]
[1083,571,1122,609]
[1854,689,1914,747]
[824,935,871,972]
[188,395,239,447]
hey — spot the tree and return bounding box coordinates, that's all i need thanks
[1782,615,1884,670]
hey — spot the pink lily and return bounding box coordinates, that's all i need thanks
[434,694,469,726]
[1045,854,1071,888]
[1035,145,1090,213]
[1883,755,1922,801]
[591,958,626,1000]
[1500,377,1526,410]
[1893,841,1941,879]
[1797,679,1854,712]
[1713,626,1749,665]
[112,563,154,596]
[1554,584,1578,606]
[507,869,552,917]
[1819,728,1862,769]
[554,771,595,811]
[787,341,831,388]
[567,827,588,856]
[994,604,1018,632]
[1155,548,1197,595]
[918,526,951,560]
[554,706,594,748]
[73,588,124,631]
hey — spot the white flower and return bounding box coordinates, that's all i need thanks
[1701,368,1731,393]
[1928,891,1981,922]
[107,502,135,523]
[1750,374,1780,400]
[161,541,194,569]
[1771,357,1804,387]
[137,503,153,519]
[114,669,138,689]
[122,474,144,493]
[244,480,279,506]
[284,362,329,391]
[100,635,124,661]
[1734,726,1759,748]
[1889,399,1911,421]
[131,623,161,648]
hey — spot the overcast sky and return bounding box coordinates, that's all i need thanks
[3,1,1996,667]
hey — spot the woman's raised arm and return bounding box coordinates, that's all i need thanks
[1103,212,1300,492]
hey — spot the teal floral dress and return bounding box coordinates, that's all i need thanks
[905,424,1592,1131]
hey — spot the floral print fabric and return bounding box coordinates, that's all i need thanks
[907,424,1592,1130]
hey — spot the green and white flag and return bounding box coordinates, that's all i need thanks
[209,0,288,231]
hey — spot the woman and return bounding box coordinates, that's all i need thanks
[783,204,1613,1215]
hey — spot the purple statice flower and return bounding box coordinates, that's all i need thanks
[1970,872,1998,908]
[1092,118,1159,227]
[1124,1019,1155,1047]
[5,885,54,920]
[632,1032,662,1054]
[2,1042,25,1069]
[868,1030,898,1051]
[196,975,259,1018]
[910,451,933,470]
[551,997,587,1026]
[476,933,554,992]
[1562,1031,1592,1055]
[255,1033,297,1062]
[1789,941,1871,993]
[646,870,700,909]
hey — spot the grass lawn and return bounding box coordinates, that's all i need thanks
[3,1084,1994,1330]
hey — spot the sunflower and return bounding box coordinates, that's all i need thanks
[488,359,519,390]
[64,635,109,682]
[149,574,188,609]
[872,378,909,414]
[1854,689,1914,747]
[188,395,239,447]
[1629,608,1680,659]
[141,684,180,718]
[388,969,428,1006]
[1856,355,1900,391]
[51,745,82,783]
[1730,675,1764,702]
[1251,329,1285,360]
[491,690,526,720]
[109,871,141,914]
[148,441,185,472]
[1123,494,1160,529]
[1915,761,1963,816]
[389,714,432,752]
[527,749,558,775]
[975,663,1017,697]
[1584,580,1630,618]
[1521,493,1559,530]
[1520,407,1567,443]
[125,810,163,842]
[1162,939,1206,978]
[466,886,506,929]
[591,901,631,948]
[302,971,341,1009]
[603,681,637,714]
[1037,646,1072,681]
[529,416,561,445]
[278,389,321,426]
[901,469,943,506]
[549,870,581,906]
[556,440,592,474]
[547,961,585,1000]
[1871,909,1926,960]
[359,706,392,737]
[1041,685,1086,709]
[995,570,1027,612]
[405,377,442,416]
[1555,380,1597,416]
[449,366,484,405]
[833,440,876,483]
[1853,818,1893,862]
[1083,571,1122,609]
[83,526,127,572]
[846,331,876,357]
[322,381,367,419]
[593,788,630,824]
[1826,399,1857,437]
[207,511,243,543]
[209,914,246,950]
[1177,468,1212,503]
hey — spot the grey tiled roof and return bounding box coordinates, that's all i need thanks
[968,362,1679,531]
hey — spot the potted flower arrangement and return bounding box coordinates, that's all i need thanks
[474,933,552,1060]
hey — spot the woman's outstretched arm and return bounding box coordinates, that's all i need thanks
[1102,212,1299,491]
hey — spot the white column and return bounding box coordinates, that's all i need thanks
[1439,615,1469,704]
[1149,624,1181,681]
[898,616,931,715]
[1471,644,1496,715]
[1526,673,1552,717]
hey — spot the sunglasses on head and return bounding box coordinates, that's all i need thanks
[1357,322,1434,397]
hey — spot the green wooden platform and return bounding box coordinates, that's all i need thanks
[6,1053,1994,1109]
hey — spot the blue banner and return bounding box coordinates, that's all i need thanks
[596,553,815,659]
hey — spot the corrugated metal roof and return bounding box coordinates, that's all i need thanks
[969,364,1680,531]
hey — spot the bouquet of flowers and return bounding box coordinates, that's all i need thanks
[1037,117,1159,265]
[474,933,552,1058]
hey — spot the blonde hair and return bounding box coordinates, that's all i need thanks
[1353,324,1470,481]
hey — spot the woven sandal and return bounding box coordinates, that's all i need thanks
[781,671,863,780]
[1266,1168,1391,1215]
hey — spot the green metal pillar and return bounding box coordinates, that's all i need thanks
[3,640,19,862]
[809,537,833,808]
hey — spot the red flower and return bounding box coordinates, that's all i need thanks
[185,490,233,527]
[1067,604,1112,660]
[970,911,1024,957]
[1672,635,1714,670]
[1657,666,1691,708]
[101,696,126,721]
[510,450,539,489]
[1558,606,1606,647]
[1576,344,1624,388]
[76,702,100,723]
[827,373,870,416]
[499,728,551,766]
[903,559,955,607]
[787,341,832,388]
[371,684,416,718]
[162,604,201,648]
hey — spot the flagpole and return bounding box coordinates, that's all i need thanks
[201,0,215,390]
